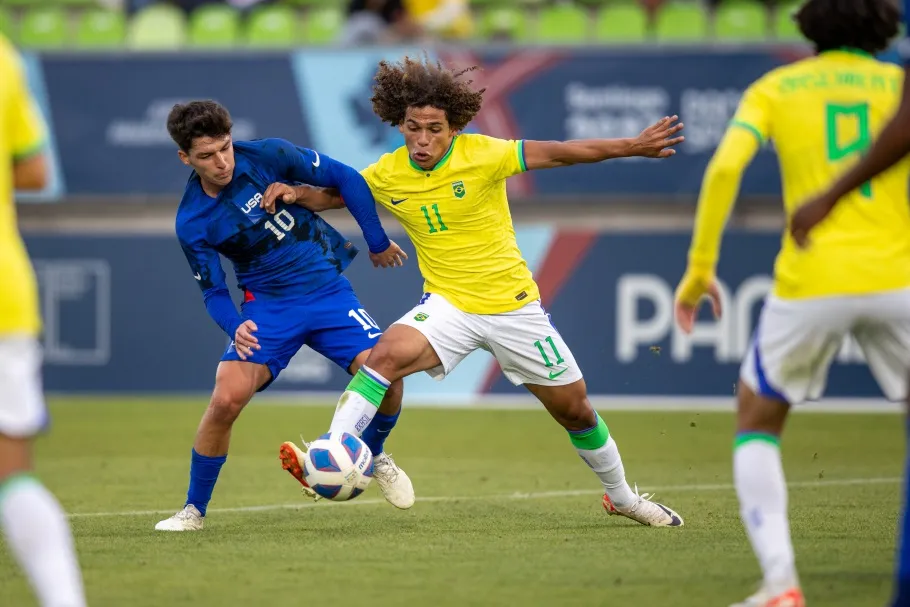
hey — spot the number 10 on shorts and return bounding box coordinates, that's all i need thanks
[534,336,564,367]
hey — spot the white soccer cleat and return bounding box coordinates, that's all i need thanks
[729,582,804,607]
[602,485,684,527]
[372,452,415,509]
[154,504,204,531]
[278,440,321,501]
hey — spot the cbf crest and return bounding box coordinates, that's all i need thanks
[451,180,466,199]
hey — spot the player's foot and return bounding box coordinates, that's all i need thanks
[729,582,804,607]
[372,452,415,509]
[602,486,683,527]
[154,504,204,531]
[278,441,320,501]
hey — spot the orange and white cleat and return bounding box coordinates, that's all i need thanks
[602,485,683,527]
[278,441,320,501]
[730,583,805,607]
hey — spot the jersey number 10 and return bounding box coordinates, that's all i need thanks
[264,209,296,240]
[825,103,872,198]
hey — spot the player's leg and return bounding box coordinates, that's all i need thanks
[732,296,847,607]
[0,336,86,607]
[893,385,910,606]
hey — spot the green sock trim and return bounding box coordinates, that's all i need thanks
[568,414,609,450]
[346,369,388,408]
[0,472,40,504]
[734,432,780,449]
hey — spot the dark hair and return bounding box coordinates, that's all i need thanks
[370,56,484,131]
[166,100,233,153]
[796,0,900,55]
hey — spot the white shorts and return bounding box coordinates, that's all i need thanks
[740,290,910,404]
[0,337,47,437]
[395,293,584,387]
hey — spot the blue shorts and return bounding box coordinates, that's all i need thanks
[221,276,382,391]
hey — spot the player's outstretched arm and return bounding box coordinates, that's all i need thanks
[522,116,684,170]
[261,183,344,213]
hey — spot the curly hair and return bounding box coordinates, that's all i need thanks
[796,0,900,55]
[166,100,233,153]
[370,56,485,131]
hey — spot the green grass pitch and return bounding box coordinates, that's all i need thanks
[0,398,903,606]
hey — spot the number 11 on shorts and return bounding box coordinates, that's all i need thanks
[534,336,564,367]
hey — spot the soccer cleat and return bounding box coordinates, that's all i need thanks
[278,441,320,501]
[729,583,805,607]
[602,485,684,527]
[154,504,204,531]
[372,452,415,509]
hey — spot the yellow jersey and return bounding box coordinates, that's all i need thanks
[362,134,538,314]
[0,35,45,336]
[402,0,472,39]
[733,49,910,299]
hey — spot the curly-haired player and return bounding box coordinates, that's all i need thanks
[270,55,687,528]
[675,0,905,604]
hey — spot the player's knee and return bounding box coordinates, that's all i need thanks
[207,391,248,427]
[364,341,408,380]
[557,398,597,431]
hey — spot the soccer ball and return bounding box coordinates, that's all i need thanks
[302,432,373,501]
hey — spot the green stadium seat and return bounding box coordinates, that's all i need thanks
[18,6,68,49]
[537,3,588,44]
[246,5,298,47]
[189,4,241,47]
[574,0,611,7]
[773,1,802,41]
[479,6,528,42]
[0,7,13,41]
[128,4,187,49]
[285,0,343,6]
[75,9,125,48]
[302,7,343,45]
[595,4,648,43]
[654,1,708,41]
[714,0,768,41]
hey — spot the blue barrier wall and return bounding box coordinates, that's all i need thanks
[24,228,880,400]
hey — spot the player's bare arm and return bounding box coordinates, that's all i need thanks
[12,152,47,190]
[523,116,685,170]
[790,70,910,247]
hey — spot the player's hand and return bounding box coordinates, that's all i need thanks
[233,320,260,361]
[674,269,722,335]
[369,241,408,268]
[633,115,686,158]
[261,183,297,215]
[789,194,837,249]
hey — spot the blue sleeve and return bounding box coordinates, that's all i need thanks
[178,233,242,338]
[268,138,391,254]
[904,2,910,64]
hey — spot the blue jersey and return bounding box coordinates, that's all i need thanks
[903,0,910,63]
[176,138,390,338]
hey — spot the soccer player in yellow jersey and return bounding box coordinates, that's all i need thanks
[674,1,904,605]
[0,34,86,607]
[269,56,686,527]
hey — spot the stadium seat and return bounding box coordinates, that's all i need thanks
[595,4,648,43]
[127,3,187,49]
[773,1,802,41]
[479,6,528,42]
[189,4,241,47]
[714,0,768,41]
[75,9,125,48]
[302,7,343,45]
[537,3,588,44]
[286,0,343,6]
[654,1,708,41]
[246,5,298,47]
[18,7,68,49]
[0,7,13,40]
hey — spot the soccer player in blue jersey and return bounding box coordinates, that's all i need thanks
[785,2,910,605]
[155,100,415,531]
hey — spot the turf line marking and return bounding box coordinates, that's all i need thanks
[68,476,900,519]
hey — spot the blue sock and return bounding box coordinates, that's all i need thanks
[894,422,910,607]
[361,410,400,456]
[185,449,226,517]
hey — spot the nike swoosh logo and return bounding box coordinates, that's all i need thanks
[367,332,382,339]
[391,198,408,205]
[548,368,569,380]
[312,151,320,168]
[193,272,202,281]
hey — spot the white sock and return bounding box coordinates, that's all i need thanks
[579,437,637,508]
[328,366,389,437]
[734,435,798,587]
[0,474,86,607]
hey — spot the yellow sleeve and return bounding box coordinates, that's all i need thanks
[729,79,772,145]
[479,136,527,182]
[360,162,386,209]
[6,47,46,161]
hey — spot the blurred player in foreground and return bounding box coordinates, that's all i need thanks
[788,1,910,605]
[0,34,87,606]
[155,101,414,532]
[270,56,686,527]
[674,1,906,605]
